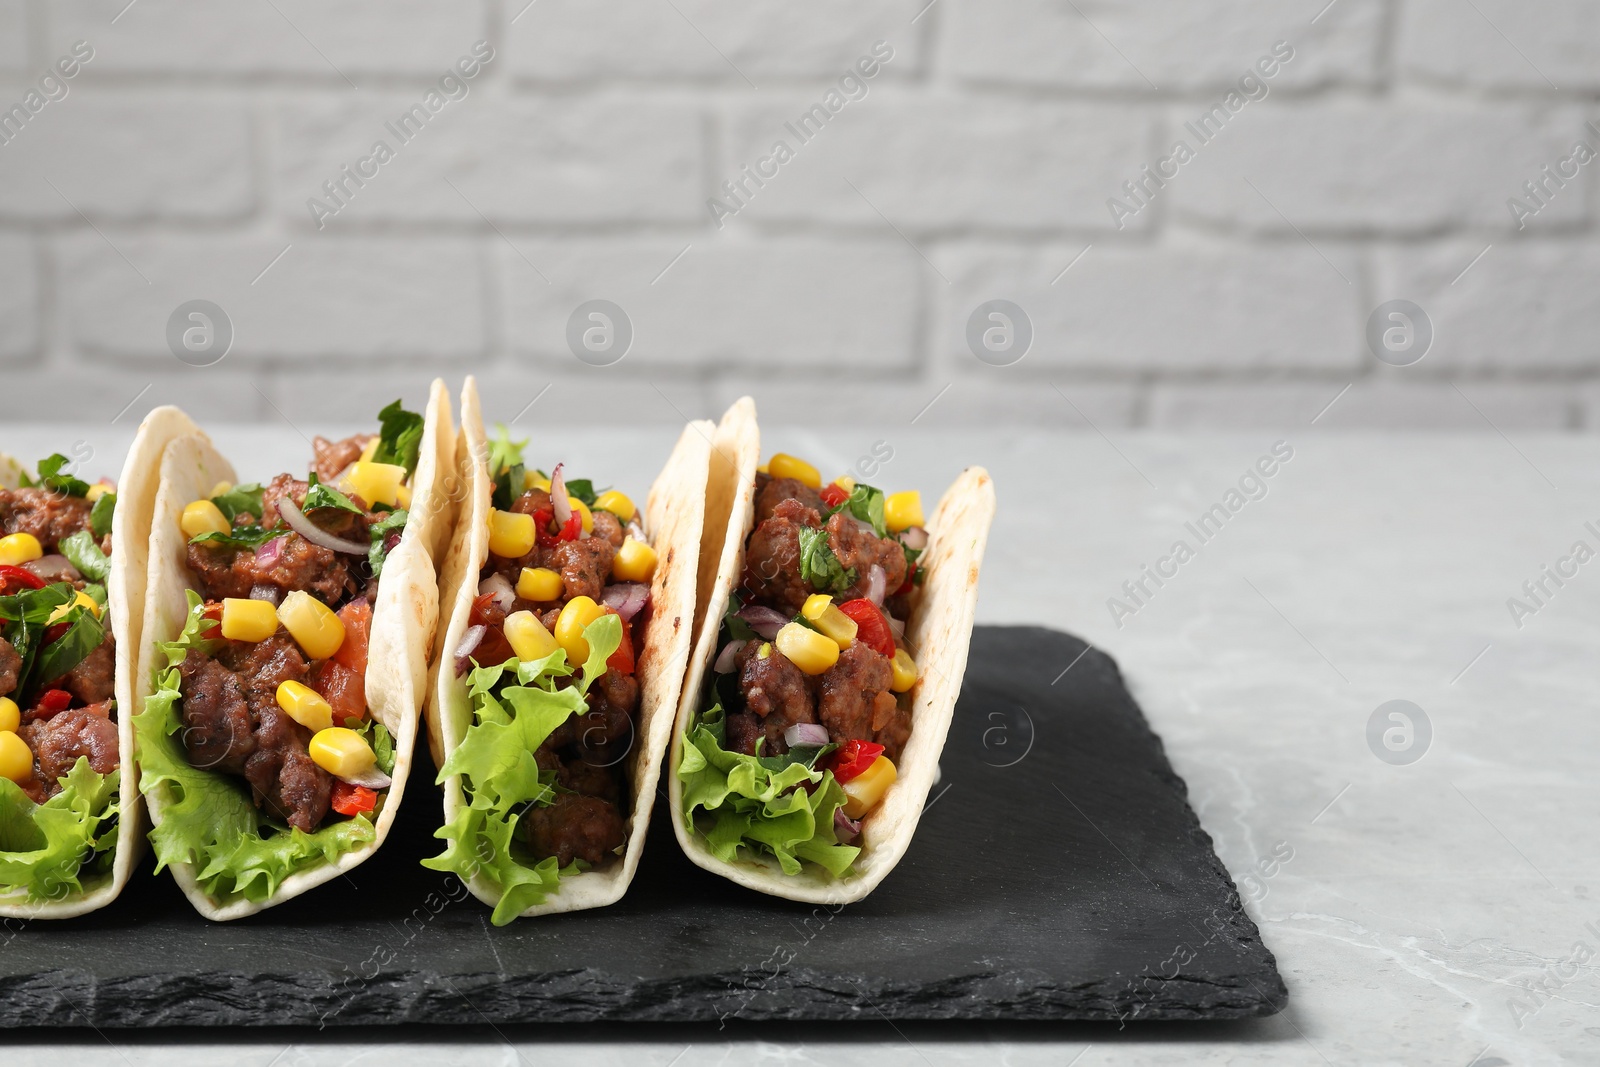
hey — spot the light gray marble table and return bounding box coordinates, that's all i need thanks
[7,424,1597,1066]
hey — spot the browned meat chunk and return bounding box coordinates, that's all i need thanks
[188,533,358,607]
[818,642,896,744]
[259,473,307,527]
[873,699,913,763]
[523,793,625,866]
[754,475,825,525]
[311,434,372,485]
[54,633,116,707]
[742,498,820,614]
[177,649,256,774]
[549,536,616,603]
[590,508,624,548]
[576,670,638,765]
[19,703,119,797]
[0,488,93,552]
[736,642,816,754]
[0,636,19,697]
[825,511,907,600]
[244,701,331,832]
[218,633,310,700]
[557,757,623,805]
[509,487,551,516]
[723,711,763,756]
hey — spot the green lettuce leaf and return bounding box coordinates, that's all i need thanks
[134,591,378,905]
[0,757,121,903]
[423,613,621,924]
[678,705,859,878]
[59,530,111,582]
[372,400,425,477]
[89,492,117,538]
[797,525,856,597]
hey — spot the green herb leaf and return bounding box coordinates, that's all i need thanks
[188,525,279,551]
[34,604,106,688]
[59,530,111,583]
[563,479,598,507]
[827,483,887,538]
[367,508,409,579]
[301,473,363,515]
[210,483,264,524]
[796,525,856,596]
[26,455,90,498]
[722,592,757,643]
[88,492,117,539]
[488,426,527,511]
[372,400,425,477]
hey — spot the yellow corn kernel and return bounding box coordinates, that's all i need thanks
[757,462,769,475]
[209,480,233,498]
[343,461,407,508]
[221,598,279,642]
[0,696,19,733]
[800,594,856,649]
[612,537,657,583]
[890,649,918,692]
[0,731,30,784]
[181,500,230,539]
[0,532,43,566]
[834,475,857,493]
[884,490,923,533]
[487,509,535,560]
[593,490,635,523]
[775,621,840,676]
[516,566,563,602]
[568,497,594,534]
[86,482,112,503]
[524,470,552,492]
[395,483,412,509]
[308,727,376,779]
[841,754,897,818]
[48,589,101,624]
[359,436,380,463]
[276,679,334,733]
[276,590,346,660]
[504,609,561,663]
[555,595,607,664]
[768,453,821,489]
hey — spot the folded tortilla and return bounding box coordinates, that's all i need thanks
[424,375,709,918]
[667,400,996,903]
[132,382,455,920]
[0,406,201,919]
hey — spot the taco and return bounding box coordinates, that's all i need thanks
[669,406,995,903]
[0,407,199,918]
[423,377,708,923]
[133,384,455,920]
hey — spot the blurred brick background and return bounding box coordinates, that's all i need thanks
[1,0,1597,429]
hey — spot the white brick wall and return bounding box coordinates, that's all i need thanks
[0,1,1595,430]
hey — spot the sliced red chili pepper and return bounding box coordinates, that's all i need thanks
[836,598,896,658]
[0,565,46,594]
[557,513,582,542]
[605,610,635,676]
[533,507,559,548]
[826,739,884,784]
[38,689,73,714]
[330,780,378,817]
[819,483,850,509]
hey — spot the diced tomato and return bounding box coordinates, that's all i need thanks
[42,622,69,646]
[894,558,916,597]
[819,483,850,509]
[825,739,884,784]
[836,598,895,658]
[0,565,46,594]
[331,598,371,674]
[36,689,73,718]
[532,507,559,548]
[330,780,378,817]
[605,609,635,676]
[312,659,367,724]
[558,513,581,542]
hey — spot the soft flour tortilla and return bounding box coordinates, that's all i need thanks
[426,375,709,917]
[134,382,456,920]
[0,407,202,919]
[668,406,996,904]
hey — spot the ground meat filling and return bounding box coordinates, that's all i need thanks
[59,635,116,707]
[0,488,94,552]
[742,498,820,614]
[523,793,626,867]
[731,642,817,756]
[16,703,118,803]
[187,525,360,607]
[0,636,19,697]
[754,475,824,525]
[311,434,373,486]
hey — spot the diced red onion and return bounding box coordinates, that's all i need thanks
[866,564,886,605]
[713,639,748,674]
[625,518,647,542]
[550,463,571,527]
[834,808,862,844]
[454,624,486,677]
[248,583,284,606]
[900,526,929,551]
[478,572,515,612]
[737,605,789,641]
[280,498,369,555]
[601,582,650,621]
[255,535,286,566]
[340,767,392,790]
[784,723,829,747]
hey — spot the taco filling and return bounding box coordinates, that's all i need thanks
[134,404,421,901]
[678,453,926,878]
[426,431,657,922]
[0,456,122,899]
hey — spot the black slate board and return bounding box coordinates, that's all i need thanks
[0,626,1286,1026]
